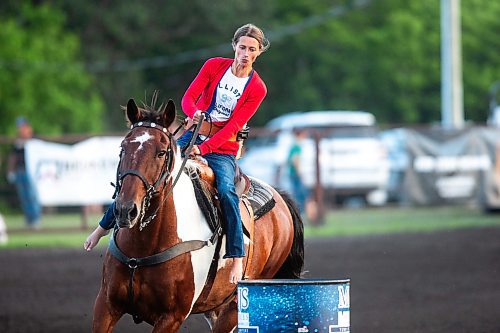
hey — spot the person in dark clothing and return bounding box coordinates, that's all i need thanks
[7,117,41,229]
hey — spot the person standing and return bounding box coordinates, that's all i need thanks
[287,128,309,215]
[84,23,270,285]
[7,117,42,229]
[0,156,8,244]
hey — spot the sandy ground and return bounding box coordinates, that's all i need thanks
[1,227,499,332]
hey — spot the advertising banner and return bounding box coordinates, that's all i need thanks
[25,137,122,206]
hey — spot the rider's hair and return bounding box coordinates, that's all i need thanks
[232,23,270,52]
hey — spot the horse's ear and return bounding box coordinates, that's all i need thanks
[127,99,140,124]
[162,99,176,128]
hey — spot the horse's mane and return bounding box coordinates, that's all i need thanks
[123,90,180,126]
[185,159,203,175]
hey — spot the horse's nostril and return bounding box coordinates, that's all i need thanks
[128,204,138,220]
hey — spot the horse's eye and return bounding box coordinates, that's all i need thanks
[157,150,167,158]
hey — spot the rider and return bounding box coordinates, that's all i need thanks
[84,23,269,284]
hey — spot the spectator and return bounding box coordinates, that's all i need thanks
[287,128,309,215]
[0,156,8,244]
[7,117,42,229]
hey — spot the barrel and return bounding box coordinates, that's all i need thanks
[237,279,350,333]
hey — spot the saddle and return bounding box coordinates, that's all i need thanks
[186,157,276,235]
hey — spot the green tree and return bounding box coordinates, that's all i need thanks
[11,0,497,128]
[258,0,441,124]
[0,4,104,136]
[461,0,500,120]
[56,0,273,130]
[259,0,499,125]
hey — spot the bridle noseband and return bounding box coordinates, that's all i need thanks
[112,121,176,230]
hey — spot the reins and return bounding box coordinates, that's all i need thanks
[138,115,205,229]
[167,113,205,197]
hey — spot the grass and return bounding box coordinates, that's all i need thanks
[305,205,500,237]
[0,212,110,249]
[1,206,500,249]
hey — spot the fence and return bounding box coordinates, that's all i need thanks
[2,124,500,227]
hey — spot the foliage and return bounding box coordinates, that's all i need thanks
[461,0,500,119]
[261,0,499,125]
[56,0,274,130]
[2,207,500,248]
[0,0,499,131]
[0,4,104,136]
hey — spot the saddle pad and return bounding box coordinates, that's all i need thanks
[190,173,220,234]
[246,176,276,220]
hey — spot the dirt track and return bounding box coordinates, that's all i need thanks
[1,227,499,332]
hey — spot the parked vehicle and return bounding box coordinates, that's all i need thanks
[239,111,390,206]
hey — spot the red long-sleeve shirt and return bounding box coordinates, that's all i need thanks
[181,57,267,156]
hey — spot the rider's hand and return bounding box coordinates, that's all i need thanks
[184,110,204,129]
[83,226,109,251]
[188,145,201,158]
[192,110,203,124]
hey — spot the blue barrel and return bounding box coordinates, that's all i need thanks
[237,279,350,333]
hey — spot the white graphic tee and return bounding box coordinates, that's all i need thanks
[209,67,250,122]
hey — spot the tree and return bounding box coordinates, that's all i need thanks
[257,0,441,124]
[5,0,496,130]
[0,4,104,136]
[461,0,500,121]
[258,0,500,125]
[56,0,274,130]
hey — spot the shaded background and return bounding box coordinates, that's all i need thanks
[0,0,499,136]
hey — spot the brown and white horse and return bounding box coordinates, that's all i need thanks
[92,97,304,332]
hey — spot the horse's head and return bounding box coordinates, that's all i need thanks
[113,96,177,229]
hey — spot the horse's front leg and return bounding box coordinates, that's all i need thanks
[151,311,188,333]
[92,288,123,333]
[204,310,218,330]
[211,299,238,333]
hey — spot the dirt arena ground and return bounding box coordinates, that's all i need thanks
[1,226,499,332]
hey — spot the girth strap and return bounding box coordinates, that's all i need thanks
[196,234,224,307]
[109,229,211,268]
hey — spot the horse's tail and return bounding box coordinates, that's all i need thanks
[273,190,304,279]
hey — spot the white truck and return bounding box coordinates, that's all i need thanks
[239,111,390,206]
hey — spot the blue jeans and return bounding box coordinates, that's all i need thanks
[14,170,41,226]
[290,173,308,214]
[100,131,245,258]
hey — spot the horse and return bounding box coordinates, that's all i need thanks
[92,96,304,332]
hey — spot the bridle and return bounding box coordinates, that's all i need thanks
[111,118,204,230]
[112,121,176,230]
